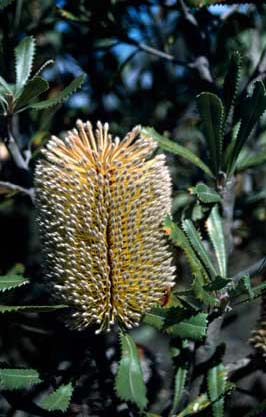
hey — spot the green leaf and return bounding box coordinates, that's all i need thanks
[0,75,12,94]
[115,332,147,410]
[204,277,230,292]
[143,307,166,330]
[190,183,222,204]
[0,368,41,390]
[206,206,227,278]
[236,150,266,172]
[170,367,188,415]
[164,216,209,282]
[207,364,227,417]
[141,127,213,178]
[39,383,73,412]
[15,37,36,90]
[197,92,224,175]
[166,312,208,340]
[193,274,218,306]
[223,51,242,119]
[30,74,86,110]
[0,274,29,292]
[0,305,68,313]
[182,219,218,279]
[0,0,15,9]
[228,81,266,174]
[15,76,49,110]
[177,393,210,417]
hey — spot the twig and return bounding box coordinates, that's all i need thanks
[232,257,266,283]
[0,181,35,202]
[4,117,29,171]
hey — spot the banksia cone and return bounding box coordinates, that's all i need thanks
[35,121,175,333]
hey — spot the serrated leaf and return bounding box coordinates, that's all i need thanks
[206,206,227,277]
[115,332,147,410]
[223,51,242,119]
[193,274,218,306]
[0,0,15,9]
[30,74,86,110]
[170,367,188,415]
[0,305,68,313]
[197,92,224,175]
[141,127,213,178]
[0,368,41,390]
[39,383,73,412]
[204,277,230,292]
[182,219,218,279]
[177,393,210,417]
[236,150,266,172]
[190,183,222,204]
[166,312,208,340]
[0,274,29,292]
[164,216,209,283]
[207,364,227,417]
[228,81,266,174]
[15,37,35,90]
[143,307,166,330]
[15,76,49,110]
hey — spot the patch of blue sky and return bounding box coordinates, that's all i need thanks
[55,0,66,7]
[67,92,90,108]
[55,21,70,33]
[42,54,84,80]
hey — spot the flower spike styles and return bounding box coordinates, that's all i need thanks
[35,121,175,333]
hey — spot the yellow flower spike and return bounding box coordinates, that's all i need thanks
[35,120,175,333]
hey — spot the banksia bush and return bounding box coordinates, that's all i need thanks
[35,121,175,333]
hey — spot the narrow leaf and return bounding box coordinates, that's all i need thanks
[143,307,166,330]
[0,305,68,313]
[177,393,210,417]
[164,216,209,282]
[39,383,73,412]
[223,51,242,119]
[206,206,227,277]
[141,127,213,178]
[0,274,29,292]
[197,92,224,175]
[236,150,266,172]
[166,312,208,340]
[0,368,41,390]
[15,76,49,110]
[15,36,36,89]
[170,367,188,415]
[30,74,86,110]
[182,219,218,279]
[207,363,228,417]
[229,81,266,174]
[115,332,147,410]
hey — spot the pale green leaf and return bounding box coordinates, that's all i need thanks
[0,274,29,292]
[0,368,41,390]
[170,367,188,415]
[206,206,227,277]
[39,383,73,412]
[30,74,86,110]
[207,364,227,417]
[190,183,222,204]
[141,127,213,178]
[115,332,147,410]
[15,37,36,90]
[197,92,224,175]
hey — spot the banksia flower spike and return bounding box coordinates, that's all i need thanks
[35,121,175,333]
[250,296,266,359]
